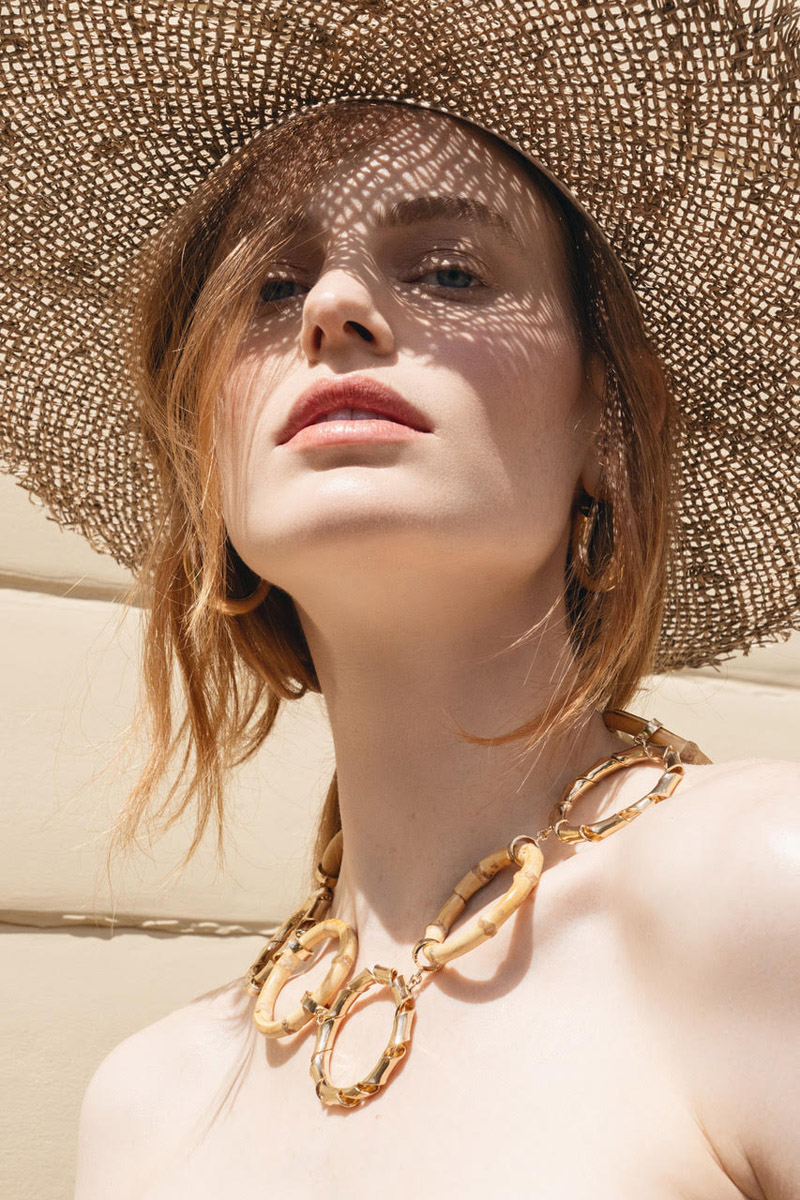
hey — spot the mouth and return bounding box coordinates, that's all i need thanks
[277,376,432,447]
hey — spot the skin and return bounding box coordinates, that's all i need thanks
[215,105,616,938]
[74,108,800,1199]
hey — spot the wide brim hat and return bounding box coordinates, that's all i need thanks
[1,1,798,671]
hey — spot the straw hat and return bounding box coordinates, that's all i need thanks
[0,1,798,670]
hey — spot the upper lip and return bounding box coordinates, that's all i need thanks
[277,376,432,445]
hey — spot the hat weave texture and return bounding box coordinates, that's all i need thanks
[0,1,798,670]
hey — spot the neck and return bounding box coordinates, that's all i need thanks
[291,555,620,963]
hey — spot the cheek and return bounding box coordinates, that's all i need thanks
[461,302,588,475]
[441,305,590,565]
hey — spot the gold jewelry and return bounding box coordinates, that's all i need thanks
[419,840,543,967]
[245,830,343,993]
[211,577,271,616]
[244,710,710,1108]
[310,966,417,1107]
[254,918,358,1037]
[570,494,616,593]
[182,546,271,615]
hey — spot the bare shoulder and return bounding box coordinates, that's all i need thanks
[74,976,256,1199]
[610,756,800,1199]
[615,754,800,927]
[611,755,800,984]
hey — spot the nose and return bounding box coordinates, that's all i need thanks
[300,268,395,363]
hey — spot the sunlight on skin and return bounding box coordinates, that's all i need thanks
[216,107,603,619]
[214,106,619,951]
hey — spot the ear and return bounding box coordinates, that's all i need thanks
[577,354,605,499]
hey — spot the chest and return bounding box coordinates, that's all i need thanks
[139,898,744,1199]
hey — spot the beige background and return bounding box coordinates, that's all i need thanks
[3,472,799,1200]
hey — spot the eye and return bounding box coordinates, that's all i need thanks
[259,277,309,304]
[256,253,490,308]
[410,255,488,294]
[422,265,478,289]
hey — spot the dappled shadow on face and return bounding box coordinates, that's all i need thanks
[215,102,597,612]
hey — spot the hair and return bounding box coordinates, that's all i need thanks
[109,99,675,881]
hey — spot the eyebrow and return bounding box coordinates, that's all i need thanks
[281,193,524,249]
[375,195,524,248]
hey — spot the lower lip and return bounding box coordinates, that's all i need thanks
[284,419,426,449]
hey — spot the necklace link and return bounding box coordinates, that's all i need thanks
[310,967,417,1108]
[551,743,685,844]
[244,883,334,995]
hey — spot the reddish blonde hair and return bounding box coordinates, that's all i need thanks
[111,101,675,876]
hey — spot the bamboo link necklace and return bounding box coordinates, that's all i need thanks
[244,709,710,1108]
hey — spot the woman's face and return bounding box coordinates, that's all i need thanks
[216,106,601,605]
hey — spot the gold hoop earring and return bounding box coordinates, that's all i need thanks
[213,575,271,616]
[570,494,617,593]
[182,546,271,616]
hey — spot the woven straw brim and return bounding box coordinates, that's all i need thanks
[1,1,798,670]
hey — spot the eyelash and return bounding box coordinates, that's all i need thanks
[257,254,488,306]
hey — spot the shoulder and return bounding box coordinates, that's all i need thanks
[616,755,800,943]
[612,755,800,991]
[611,757,800,1198]
[74,977,255,1199]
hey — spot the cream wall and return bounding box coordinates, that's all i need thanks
[2,472,799,1200]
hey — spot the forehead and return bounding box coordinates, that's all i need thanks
[288,107,553,248]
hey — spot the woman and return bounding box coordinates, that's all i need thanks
[69,97,798,1197]
[1,3,797,1197]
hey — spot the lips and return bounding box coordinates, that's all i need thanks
[277,376,432,446]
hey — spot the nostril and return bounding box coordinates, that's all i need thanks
[346,321,374,342]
